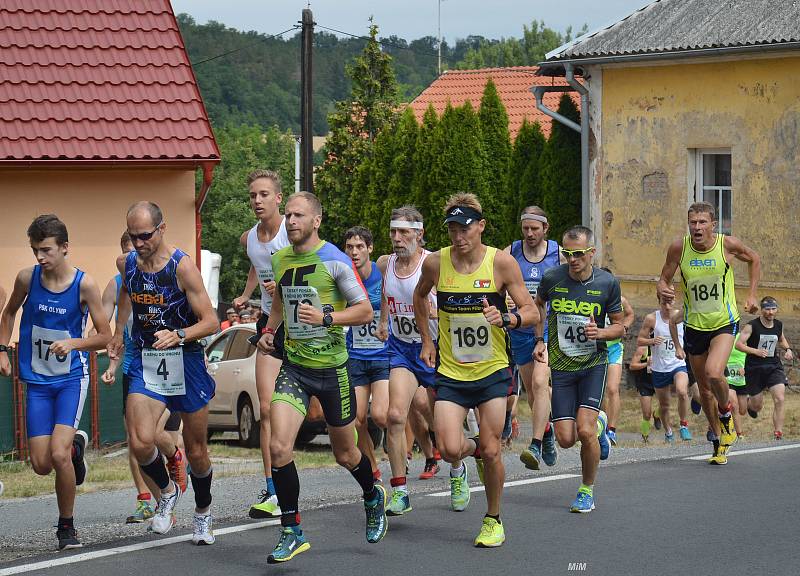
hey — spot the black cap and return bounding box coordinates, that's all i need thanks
[444,205,483,226]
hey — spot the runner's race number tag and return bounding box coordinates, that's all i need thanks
[524,280,540,297]
[450,315,491,363]
[758,334,778,357]
[283,286,327,339]
[687,276,722,313]
[353,311,383,349]
[556,314,597,358]
[256,268,274,284]
[392,314,421,343]
[143,348,185,396]
[31,325,71,376]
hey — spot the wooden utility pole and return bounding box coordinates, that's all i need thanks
[300,8,314,193]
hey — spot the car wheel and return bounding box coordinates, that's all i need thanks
[238,396,259,448]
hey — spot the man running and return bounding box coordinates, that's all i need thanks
[628,345,655,442]
[344,226,389,481]
[376,206,454,515]
[504,206,562,470]
[735,296,793,440]
[0,215,111,550]
[232,169,289,519]
[259,192,387,564]
[637,294,691,442]
[109,202,219,544]
[533,225,623,513]
[658,201,760,464]
[415,193,539,547]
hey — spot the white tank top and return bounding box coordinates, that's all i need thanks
[383,250,438,343]
[651,310,684,373]
[246,218,289,313]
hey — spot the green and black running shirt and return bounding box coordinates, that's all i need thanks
[538,265,622,372]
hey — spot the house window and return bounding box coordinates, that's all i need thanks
[695,150,732,235]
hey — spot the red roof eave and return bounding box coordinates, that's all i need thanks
[0,157,220,168]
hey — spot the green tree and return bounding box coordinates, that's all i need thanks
[315,23,399,246]
[478,79,512,247]
[540,94,581,240]
[410,104,439,219]
[506,120,547,241]
[381,108,419,254]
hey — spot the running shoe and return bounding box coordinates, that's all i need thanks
[665,430,674,443]
[72,430,88,486]
[450,466,470,512]
[386,490,411,516]
[192,512,215,545]
[418,459,440,480]
[597,411,611,461]
[653,405,662,430]
[365,484,388,543]
[166,448,187,494]
[56,524,82,550]
[679,426,692,441]
[641,434,649,444]
[519,444,542,471]
[774,431,783,441]
[150,481,181,534]
[691,398,702,415]
[474,516,505,548]
[708,444,728,465]
[126,499,155,524]
[706,428,715,442]
[718,414,737,447]
[607,429,618,446]
[249,490,281,519]
[267,526,310,564]
[569,490,595,513]
[542,425,558,466]
[747,408,758,419]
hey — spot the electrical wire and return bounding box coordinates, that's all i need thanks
[191,25,301,66]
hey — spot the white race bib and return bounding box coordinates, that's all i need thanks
[282,286,327,339]
[143,348,185,396]
[31,325,71,376]
[687,275,722,313]
[450,314,492,363]
[353,311,383,350]
[758,334,778,357]
[556,314,597,358]
[524,280,540,297]
[391,314,421,343]
[256,267,274,283]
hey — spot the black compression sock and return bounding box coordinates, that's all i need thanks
[272,461,300,527]
[190,467,213,510]
[349,453,377,500]
[139,449,170,491]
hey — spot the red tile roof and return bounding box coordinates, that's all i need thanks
[409,66,580,140]
[0,0,219,164]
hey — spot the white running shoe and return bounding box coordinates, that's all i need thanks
[150,481,181,534]
[191,512,215,545]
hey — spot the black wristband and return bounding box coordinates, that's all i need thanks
[511,311,522,330]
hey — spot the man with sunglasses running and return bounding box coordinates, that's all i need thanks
[109,202,220,544]
[658,201,760,464]
[533,226,623,513]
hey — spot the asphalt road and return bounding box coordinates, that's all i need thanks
[2,441,799,576]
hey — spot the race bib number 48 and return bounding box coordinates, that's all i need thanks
[556,314,597,358]
[283,286,327,340]
[450,315,491,363]
[353,311,383,349]
[143,348,185,396]
[31,325,71,376]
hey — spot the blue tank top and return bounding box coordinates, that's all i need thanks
[346,262,388,361]
[114,274,135,373]
[124,249,201,352]
[19,266,88,385]
[510,239,560,338]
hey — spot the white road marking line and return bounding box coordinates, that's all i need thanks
[683,443,800,461]
[0,520,280,576]
[427,473,579,497]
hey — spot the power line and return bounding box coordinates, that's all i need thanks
[315,24,440,59]
[191,25,301,66]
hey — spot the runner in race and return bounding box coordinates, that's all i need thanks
[724,336,747,438]
[628,344,655,442]
[415,193,539,547]
[0,214,111,549]
[735,296,793,440]
[659,201,760,465]
[109,202,220,543]
[232,169,289,519]
[504,206,562,470]
[533,225,624,513]
[344,225,389,481]
[259,192,387,564]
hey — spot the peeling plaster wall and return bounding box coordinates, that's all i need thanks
[599,56,800,317]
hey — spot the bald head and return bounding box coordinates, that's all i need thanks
[127,201,163,227]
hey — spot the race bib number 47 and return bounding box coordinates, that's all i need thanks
[556,314,597,358]
[143,348,185,396]
[758,334,778,357]
[282,286,327,340]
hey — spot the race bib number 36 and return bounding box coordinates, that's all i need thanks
[353,311,383,349]
[687,276,721,314]
[556,314,597,358]
[31,325,71,376]
[450,315,491,363]
[283,286,327,340]
[143,348,185,396]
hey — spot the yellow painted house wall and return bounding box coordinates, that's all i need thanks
[598,55,800,318]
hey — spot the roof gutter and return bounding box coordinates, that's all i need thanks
[531,63,590,227]
[195,162,216,267]
[537,41,800,75]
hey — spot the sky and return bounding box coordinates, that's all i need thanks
[170,0,651,45]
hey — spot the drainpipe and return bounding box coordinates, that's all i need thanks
[532,62,590,227]
[195,162,216,267]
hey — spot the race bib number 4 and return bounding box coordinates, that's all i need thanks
[31,325,71,376]
[556,314,597,358]
[450,315,491,363]
[143,348,185,396]
[687,276,722,314]
[758,334,778,357]
[283,286,327,340]
[391,314,421,342]
[353,311,383,349]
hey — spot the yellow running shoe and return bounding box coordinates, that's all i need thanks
[719,414,737,447]
[474,516,505,548]
[708,444,729,465]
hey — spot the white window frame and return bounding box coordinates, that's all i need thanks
[692,148,732,235]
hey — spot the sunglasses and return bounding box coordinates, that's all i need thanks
[561,247,594,259]
[128,222,163,242]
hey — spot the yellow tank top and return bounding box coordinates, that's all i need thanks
[436,246,509,380]
[679,234,739,331]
